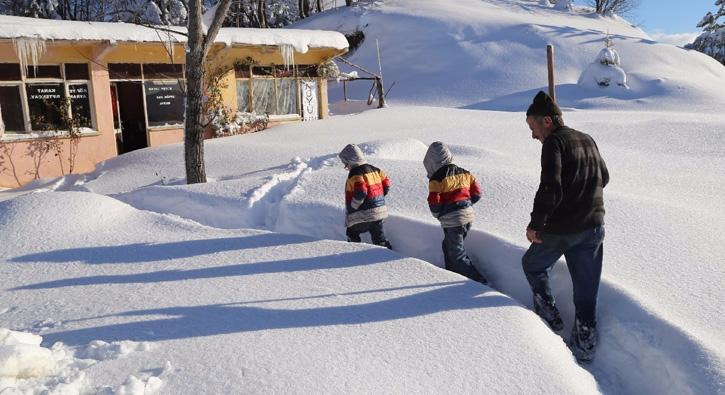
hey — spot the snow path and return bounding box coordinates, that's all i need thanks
[103,153,723,395]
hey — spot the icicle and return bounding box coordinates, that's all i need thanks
[280,44,295,69]
[12,37,47,74]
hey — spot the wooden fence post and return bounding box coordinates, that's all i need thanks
[547,44,556,102]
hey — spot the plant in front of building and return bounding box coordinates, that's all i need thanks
[0,142,22,187]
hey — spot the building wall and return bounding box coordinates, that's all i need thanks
[1,41,341,189]
[0,42,117,188]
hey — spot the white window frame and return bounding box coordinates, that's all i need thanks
[0,63,96,135]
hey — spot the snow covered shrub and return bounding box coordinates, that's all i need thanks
[211,110,269,137]
[554,0,573,11]
[691,1,725,65]
[317,59,340,79]
[578,36,629,89]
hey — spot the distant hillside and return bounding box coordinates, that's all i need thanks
[293,0,725,112]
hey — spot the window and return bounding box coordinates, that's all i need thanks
[26,83,65,130]
[109,64,142,80]
[235,65,304,117]
[0,86,24,132]
[0,62,93,134]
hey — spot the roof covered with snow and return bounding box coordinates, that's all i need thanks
[0,15,348,54]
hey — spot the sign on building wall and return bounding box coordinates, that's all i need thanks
[144,81,185,127]
[301,79,319,121]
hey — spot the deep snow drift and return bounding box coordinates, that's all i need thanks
[1,192,599,394]
[3,105,723,394]
[293,0,725,111]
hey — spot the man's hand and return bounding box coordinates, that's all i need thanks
[526,227,543,244]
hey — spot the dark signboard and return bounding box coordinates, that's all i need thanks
[68,84,92,128]
[144,80,184,127]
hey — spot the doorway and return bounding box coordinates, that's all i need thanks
[112,81,147,154]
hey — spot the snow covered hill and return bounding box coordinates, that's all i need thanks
[293,0,725,111]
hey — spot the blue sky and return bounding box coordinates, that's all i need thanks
[574,0,716,44]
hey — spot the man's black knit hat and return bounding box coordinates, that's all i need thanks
[526,91,562,117]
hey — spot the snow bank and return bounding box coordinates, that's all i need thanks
[1,191,600,394]
[0,328,54,379]
[0,326,156,394]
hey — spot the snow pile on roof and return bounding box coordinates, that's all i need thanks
[293,0,725,111]
[0,15,348,52]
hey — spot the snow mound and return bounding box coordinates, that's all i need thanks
[293,0,725,111]
[359,138,429,161]
[0,328,54,379]
[0,327,156,394]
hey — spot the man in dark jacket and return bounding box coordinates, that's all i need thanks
[522,91,609,363]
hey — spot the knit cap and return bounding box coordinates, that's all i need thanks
[423,141,454,178]
[339,144,367,168]
[526,91,562,117]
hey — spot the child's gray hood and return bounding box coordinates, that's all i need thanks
[424,141,454,178]
[339,144,367,168]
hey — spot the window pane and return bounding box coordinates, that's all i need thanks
[26,65,62,79]
[277,79,298,115]
[252,66,273,76]
[0,85,25,132]
[275,66,294,78]
[298,65,318,77]
[68,84,92,128]
[144,80,185,127]
[236,80,250,112]
[0,63,22,81]
[252,79,275,114]
[26,84,65,131]
[65,63,89,80]
[109,64,142,79]
[143,64,183,79]
[234,64,250,78]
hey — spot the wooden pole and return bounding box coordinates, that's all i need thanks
[547,44,556,102]
[376,39,386,108]
[343,80,348,101]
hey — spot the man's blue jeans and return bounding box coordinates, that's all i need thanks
[522,226,605,324]
[443,223,485,282]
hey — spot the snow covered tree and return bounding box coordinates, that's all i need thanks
[691,0,725,65]
[3,0,61,19]
[578,35,629,89]
[554,0,573,11]
[587,0,639,16]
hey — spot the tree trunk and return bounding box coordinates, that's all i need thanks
[185,0,207,184]
[258,0,267,28]
[184,0,232,184]
[346,0,353,6]
[316,0,322,13]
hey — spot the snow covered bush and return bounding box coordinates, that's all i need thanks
[211,109,269,137]
[690,0,725,65]
[578,36,629,89]
[554,0,573,11]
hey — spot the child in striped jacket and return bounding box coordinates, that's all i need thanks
[424,141,487,284]
[338,144,393,249]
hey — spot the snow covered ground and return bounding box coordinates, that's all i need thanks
[2,0,724,394]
